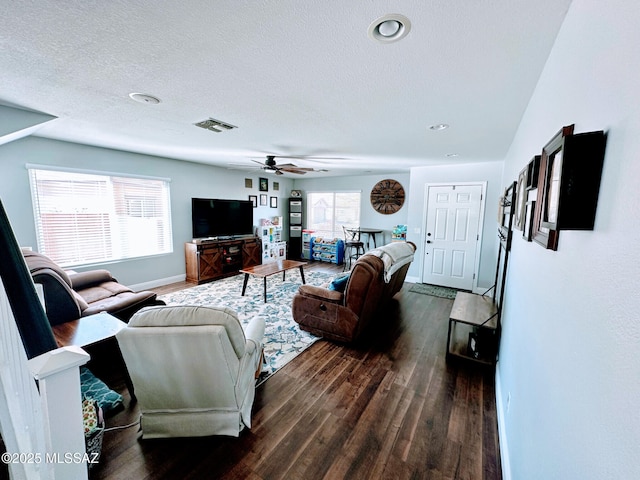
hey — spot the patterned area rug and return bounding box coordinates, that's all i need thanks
[158,270,334,384]
[408,283,459,299]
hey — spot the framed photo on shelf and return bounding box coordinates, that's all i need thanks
[249,195,257,208]
[270,196,278,208]
[259,177,268,192]
[259,194,267,206]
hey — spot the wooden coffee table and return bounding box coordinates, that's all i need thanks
[240,259,307,303]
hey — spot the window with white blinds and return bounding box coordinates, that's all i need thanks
[28,167,173,267]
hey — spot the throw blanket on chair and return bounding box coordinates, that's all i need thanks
[364,242,415,283]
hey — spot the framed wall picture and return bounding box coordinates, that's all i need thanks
[525,155,541,190]
[533,125,574,250]
[273,182,279,191]
[523,200,535,241]
[259,194,267,206]
[514,167,527,231]
[270,196,277,208]
[245,178,253,189]
[249,195,258,208]
[259,177,268,192]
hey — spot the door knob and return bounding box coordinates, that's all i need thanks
[427,240,432,244]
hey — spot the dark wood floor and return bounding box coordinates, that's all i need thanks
[91,263,502,480]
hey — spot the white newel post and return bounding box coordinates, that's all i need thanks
[28,346,90,480]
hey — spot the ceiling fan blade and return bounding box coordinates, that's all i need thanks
[277,163,314,171]
[279,167,308,175]
[243,155,331,174]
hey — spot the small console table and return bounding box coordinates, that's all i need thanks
[445,181,516,367]
[446,292,498,366]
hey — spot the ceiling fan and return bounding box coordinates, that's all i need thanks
[251,155,320,175]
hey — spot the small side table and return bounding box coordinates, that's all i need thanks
[446,292,499,366]
[53,312,135,399]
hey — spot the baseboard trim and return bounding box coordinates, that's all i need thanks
[495,364,512,480]
[405,275,420,283]
[128,274,185,292]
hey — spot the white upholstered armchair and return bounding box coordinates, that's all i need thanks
[115,305,265,438]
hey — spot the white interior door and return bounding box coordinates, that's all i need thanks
[422,184,483,290]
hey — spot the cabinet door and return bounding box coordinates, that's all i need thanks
[199,246,222,281]
[242,239,261,268]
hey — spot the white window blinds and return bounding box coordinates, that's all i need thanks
[28,167,173,267]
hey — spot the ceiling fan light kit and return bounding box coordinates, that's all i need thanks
[251,155,317,176]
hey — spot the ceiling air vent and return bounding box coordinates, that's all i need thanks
[194,118,237,133]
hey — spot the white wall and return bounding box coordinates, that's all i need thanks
[0,136,293,286]
[497,1,640,479]
[405,161,504,288]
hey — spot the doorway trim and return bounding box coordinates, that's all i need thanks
[419,181,488,293]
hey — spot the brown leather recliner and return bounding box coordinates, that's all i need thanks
[22,249,164,325]
[292,242,416,343]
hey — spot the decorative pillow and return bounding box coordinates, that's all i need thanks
[328,273,350,292]
[80,367,123,415]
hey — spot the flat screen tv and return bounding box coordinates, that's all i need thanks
[191,198,254,239]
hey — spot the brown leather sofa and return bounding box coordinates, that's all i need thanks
[292,241,416,343]
[22,249,164,325]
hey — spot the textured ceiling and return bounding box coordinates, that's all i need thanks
[0,0,572,177]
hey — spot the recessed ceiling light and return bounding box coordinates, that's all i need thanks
[368,14,411,44]
[129,93,161,104]
[429,123,449,131]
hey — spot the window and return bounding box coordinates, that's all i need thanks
[306,191,361,239]
[28,166,172,267]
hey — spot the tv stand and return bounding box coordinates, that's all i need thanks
[185,237,261,284]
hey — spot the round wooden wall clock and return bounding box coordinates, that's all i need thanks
[370,179,405,214]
